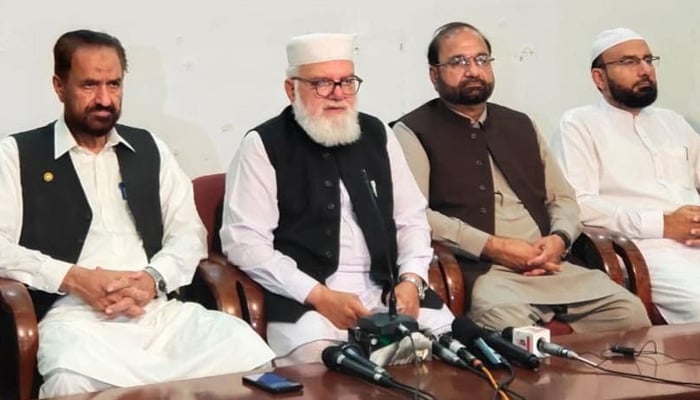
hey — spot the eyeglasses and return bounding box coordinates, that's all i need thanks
[598,55,660,69]
[291,76,363,98]
[432,54,495,70]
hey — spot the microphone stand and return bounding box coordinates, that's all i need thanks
[352,170,418,352]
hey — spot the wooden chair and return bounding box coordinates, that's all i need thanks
[431,226,664,335]
[184,173,457,340]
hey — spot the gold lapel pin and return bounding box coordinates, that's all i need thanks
[43,171,54,182]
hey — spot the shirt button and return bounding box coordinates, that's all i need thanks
[479,207,487,214]
[322,152,330,159]
[325,229,333,237]
[327,203,336,210]
[470,133,478,140]
[324,250,334,259]
[479,184,486,191]
[475,160,483,167]
[324,179,333,188]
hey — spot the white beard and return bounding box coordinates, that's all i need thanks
[292,95,361,147]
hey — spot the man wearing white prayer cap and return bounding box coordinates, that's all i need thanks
[553,28,700,324]
[220,32,455,365]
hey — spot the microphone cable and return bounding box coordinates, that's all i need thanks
[568,340,700,389]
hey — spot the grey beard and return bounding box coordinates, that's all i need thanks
[292,97,361,147]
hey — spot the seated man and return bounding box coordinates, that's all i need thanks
[0,29,274,397]
[220,32,454,365]
[553,28,700,323]
[393,22,650,332]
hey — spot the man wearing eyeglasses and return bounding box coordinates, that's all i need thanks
[552,28,700,323]
[393,22,650,332]
[220,32,454,365]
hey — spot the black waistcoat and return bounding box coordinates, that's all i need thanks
[254,106,398,322]
[395,99,550,235]
[13,122,163,320]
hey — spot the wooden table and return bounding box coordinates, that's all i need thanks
[42,323,700,400]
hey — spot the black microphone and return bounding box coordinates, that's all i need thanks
[483,329,540,369]
[537,340,578,359]
[451,317,509,368]
[355,169,418,339]
[322,345,394,386]
[340,343,391,377]
[429,335,469,368]
[437,333,482,368]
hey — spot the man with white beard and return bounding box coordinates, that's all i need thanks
[220,33,454,365]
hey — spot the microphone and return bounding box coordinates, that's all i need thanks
[451,317,509,368]
[429,335,469,368]
[437,333,481,368]
[537,340,578,359]
[322,345,394,386]
[504,326,578,359]
[483,329,540,369]
[353,169,418,353]
[339,343,390,377]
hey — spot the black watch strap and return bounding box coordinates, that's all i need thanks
[551,230,572,259]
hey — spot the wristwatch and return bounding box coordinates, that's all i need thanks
[399,275,426,300]
[551,230,572,260]
[144,266,167,297]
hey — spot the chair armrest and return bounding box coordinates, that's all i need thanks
[431,241,465,316]
[571,227,625,285]
[198,254,267,340]
[605,232,662,324]
[0,278,38,400]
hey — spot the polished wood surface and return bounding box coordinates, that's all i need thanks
[41,324,700,400]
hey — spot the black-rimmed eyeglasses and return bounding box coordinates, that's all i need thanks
[291,76,363,98]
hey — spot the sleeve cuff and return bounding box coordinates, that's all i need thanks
[640,210,665,238]
[398,261,429,284]
[37,259,74,294]
[288,271,322,304]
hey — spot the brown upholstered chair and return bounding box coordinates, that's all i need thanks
[430,226,664,335]
[184,173,456,340]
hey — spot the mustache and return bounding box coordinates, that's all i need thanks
[459,78,487,87]
[88,105,117,114]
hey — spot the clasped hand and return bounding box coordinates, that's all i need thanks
[61,266,157,318]
[485,235,566,276]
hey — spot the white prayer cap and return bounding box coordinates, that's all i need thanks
[591,28,644,64]
[286,33,354,70]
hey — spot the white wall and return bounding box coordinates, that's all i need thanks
[1,0,698,177]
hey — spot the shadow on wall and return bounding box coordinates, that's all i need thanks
[123,46,219,178]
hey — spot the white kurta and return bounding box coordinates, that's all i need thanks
[0,119,274,392]
[220,123,454,357]
[553,100,700,323]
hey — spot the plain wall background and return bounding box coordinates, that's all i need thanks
[1,0,698,178]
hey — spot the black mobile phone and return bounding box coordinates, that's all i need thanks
[242,372,304,394]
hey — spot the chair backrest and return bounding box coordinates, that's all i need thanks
[189,173,269,338]
[192,173,226,253]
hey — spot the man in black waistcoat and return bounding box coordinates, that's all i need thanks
[221,32,454,365]
[393,22,650,333]
[0,29,273,398]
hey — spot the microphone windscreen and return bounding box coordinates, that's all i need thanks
[502,327,514,341]
[322,345,343,371]
[451,317,483,343]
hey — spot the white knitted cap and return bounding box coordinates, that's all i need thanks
[286,33,354,69]
[591,28,644,63]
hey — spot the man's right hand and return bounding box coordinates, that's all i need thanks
[59,266,147,316]
[663,205,700,245]
[482,236,560,275]
[305,284,371,329]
